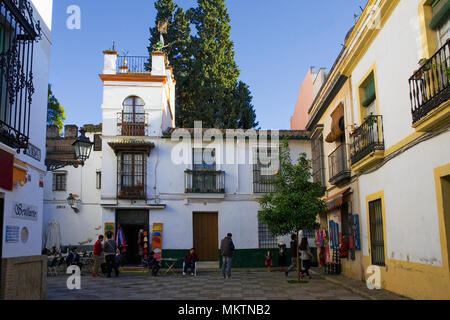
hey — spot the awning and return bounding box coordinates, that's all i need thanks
[0,149,14,191]
[13,158,28,187]
[325,104,345,143]
[325,187,352,211]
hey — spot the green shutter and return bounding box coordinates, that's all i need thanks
[362,78,376,107]
[430,0,450,30]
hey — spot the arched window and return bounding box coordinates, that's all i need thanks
[121,96,146,136]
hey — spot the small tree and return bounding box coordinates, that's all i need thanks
[258,138,326,282]
[47,84,65,133]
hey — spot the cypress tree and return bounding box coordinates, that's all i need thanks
[148,0,258,129]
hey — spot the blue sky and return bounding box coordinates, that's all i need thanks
[49,0,368,130]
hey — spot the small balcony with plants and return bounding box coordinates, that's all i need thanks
[409,39,450,132]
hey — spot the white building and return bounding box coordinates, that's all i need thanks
[0,0,53,299]
[43,50,312,268]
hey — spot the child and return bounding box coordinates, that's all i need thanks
[147,251,161,276]
[265,251,273,272]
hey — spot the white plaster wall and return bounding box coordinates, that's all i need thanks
[1,1,53,258]
[359,131,450,266]
[350,0,423,150]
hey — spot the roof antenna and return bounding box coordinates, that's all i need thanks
[112,41,116,51]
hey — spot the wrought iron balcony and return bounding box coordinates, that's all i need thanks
[116,56,150,74]
[328,144,351,186]
[185,170,225,193]
[253,169,277,194]
[350,115,385,165]
[117,112,148,136]
[409,39,450,124]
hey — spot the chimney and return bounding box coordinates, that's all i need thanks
[151,52,166,76]
[46,125,60,138]
[64,125,78,138]
[103,49,118,75]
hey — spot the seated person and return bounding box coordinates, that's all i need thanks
[66,247,83,271]
[147,251,161,276]
[183,248,199,276]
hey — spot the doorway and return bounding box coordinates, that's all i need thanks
[193,212,218,261]
[116,210,149,265]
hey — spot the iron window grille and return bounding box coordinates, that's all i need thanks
[52,172,66,191]
[258,218,277,248]
[0,0,41,150]
[253,147,279,194]
[117,152,146,199]
[311,135,326,189]
[369,199,385,266]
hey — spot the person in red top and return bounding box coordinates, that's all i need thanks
[92,235,104,278]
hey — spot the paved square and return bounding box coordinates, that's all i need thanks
[46,270,367,300]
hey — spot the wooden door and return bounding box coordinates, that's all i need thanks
[193,212,218,261]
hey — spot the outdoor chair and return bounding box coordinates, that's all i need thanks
[56,256,66,274]
[182,261,197,276]
[47,257,58,276]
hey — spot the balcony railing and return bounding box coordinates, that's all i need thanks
[409,39,450,124]
[350,115,385,165]
[117,112,148,136]
[185,170,225,193]
[328,144,351,186]
[116,56,150,74]
[253,169,277,194]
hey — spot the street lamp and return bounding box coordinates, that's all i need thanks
[66,193,79,213]
[46,129,94,171]
[72,129,93,165]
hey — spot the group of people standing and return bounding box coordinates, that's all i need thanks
[92,231,120,278]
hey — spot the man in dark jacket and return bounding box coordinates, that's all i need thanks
[220,233,235,279]
[67,247,83,271]
[183,248,199,276]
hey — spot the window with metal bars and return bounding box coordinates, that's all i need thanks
[369,199,385,266]
[253,147,278,193]
[311,135,326,188]
[0,0,40,150]
[258,217,277,248]
[117,152,146,199]
[52,172,66,191]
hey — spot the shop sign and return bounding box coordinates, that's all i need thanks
[5,225,20,243]
[24,142,42,162]
[11,202,38,221]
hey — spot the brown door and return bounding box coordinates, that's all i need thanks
[193,212,218,261]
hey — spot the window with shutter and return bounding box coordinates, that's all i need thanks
[94,134,102,151]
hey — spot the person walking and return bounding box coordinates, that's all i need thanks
[220,233,235,279]
[299,237,313,279]
[104,231,119,278]
[92,235,104,278]
[285,234,298,277]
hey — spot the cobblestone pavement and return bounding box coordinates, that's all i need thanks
[46,269,368,300]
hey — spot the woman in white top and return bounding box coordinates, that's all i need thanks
[299,237,313,279]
